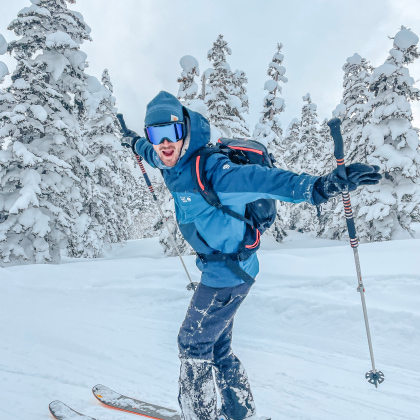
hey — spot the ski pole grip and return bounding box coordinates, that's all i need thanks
[117,113,129,136]
[327,118,347,179]
[327,118,344,160]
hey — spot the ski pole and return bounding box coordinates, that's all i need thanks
[327,117,384,388]
[117,113,197,292]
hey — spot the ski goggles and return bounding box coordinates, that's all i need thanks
[144,122,185,145]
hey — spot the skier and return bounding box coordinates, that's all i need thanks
[121,91,381,420]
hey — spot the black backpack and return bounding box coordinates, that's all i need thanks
[192,138,277,284]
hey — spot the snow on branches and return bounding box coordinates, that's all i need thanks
[204,35,250,138]
[0,0,138,265]
[359,26,420,241]
[254,43,287,152]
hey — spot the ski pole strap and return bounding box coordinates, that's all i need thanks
[197,252,255,285]
[327,118,359,248]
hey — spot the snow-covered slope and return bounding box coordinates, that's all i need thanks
[1,233,419,420]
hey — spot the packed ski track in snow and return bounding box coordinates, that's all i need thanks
[1,233,419,420]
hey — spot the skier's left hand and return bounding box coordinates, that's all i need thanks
[315,163,382,199]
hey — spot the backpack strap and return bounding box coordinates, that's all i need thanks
[192,146,255,227]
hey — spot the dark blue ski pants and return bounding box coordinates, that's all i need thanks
[178,282,255,420]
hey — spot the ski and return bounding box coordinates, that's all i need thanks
[49,400,97,420]
[92,384,181,420]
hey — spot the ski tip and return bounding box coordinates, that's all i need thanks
[92,384,107,398]
[49,400,63,411]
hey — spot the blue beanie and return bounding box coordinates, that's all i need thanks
[144,91,185,126]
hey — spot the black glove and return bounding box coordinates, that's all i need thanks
[314,163,382,200]
[121,129,141,153]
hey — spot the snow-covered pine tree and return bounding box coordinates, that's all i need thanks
[357,26,420,241]
[287,94,320,233]
[131,173,159,240]
[282,118,301,171]
[299,93,320,172]
[81,69,140,255]
[254,43,287,150]
[0,33,13,152]
[205,35,249,137]
[0,0,96,264]
[253,43,289,241]
[333,53,372,163]
[230,69,250,135]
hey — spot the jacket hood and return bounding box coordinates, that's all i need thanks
[145,91,210,170]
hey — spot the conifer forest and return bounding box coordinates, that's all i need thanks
[1,0,420,266]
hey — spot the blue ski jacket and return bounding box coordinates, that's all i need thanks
[135,92,321,288]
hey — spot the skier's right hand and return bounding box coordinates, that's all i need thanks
[121,129,141,153]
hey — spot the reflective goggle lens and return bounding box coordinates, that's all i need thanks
[145,123,184,145]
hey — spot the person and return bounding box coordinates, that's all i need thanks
[121,91,381,420]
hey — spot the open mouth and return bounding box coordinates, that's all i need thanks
[162,150,174,157]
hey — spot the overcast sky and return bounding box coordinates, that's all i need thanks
[1,0,420,135]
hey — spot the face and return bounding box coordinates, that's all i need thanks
[153,139,184,167]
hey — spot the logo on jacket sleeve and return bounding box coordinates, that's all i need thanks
[223,163,230,170]
[180,195,192,203]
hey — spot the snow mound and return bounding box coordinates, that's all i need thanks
[185,99,207,117]
[0,34,7,55]
[180,55,199,74]
[394,27,419,50]
[30,105,48,122]
[0,61,8,81]
[273,97,285,110]
[34,51,70,81]
[264,80,280,92]
[1,236,420,419]
[218,61,231,72]
[203,68,214,80]
[46,31,79,49]
[13,78,30,89]
[19,4,51,18]
[371,63,397,81]
[272,52,284,62]
[86,76,102,93]
[346,53,362,65]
